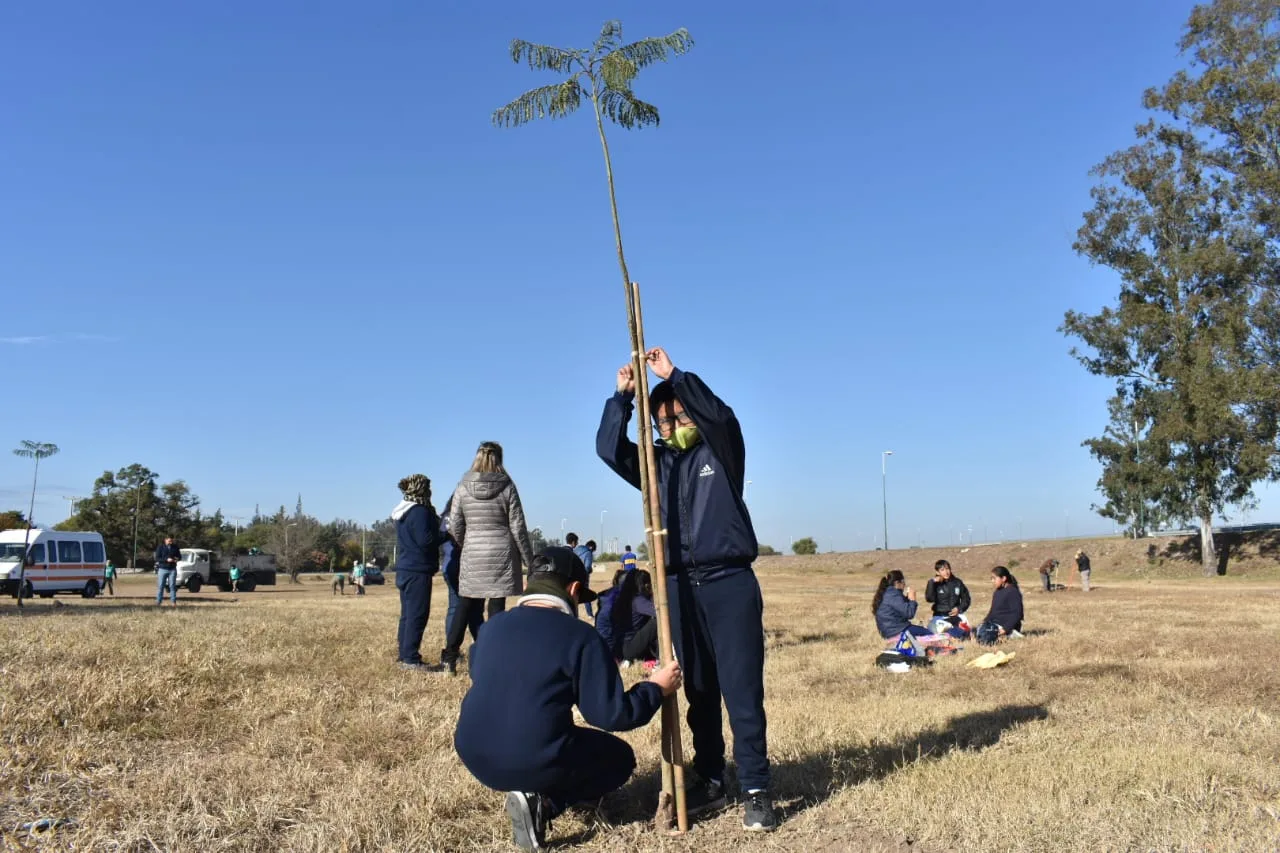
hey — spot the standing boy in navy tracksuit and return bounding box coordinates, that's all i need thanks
[455,547,682,851]
[597,346,777,832]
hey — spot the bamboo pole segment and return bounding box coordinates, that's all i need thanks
[620,282,677,830]
[629,281,688,834]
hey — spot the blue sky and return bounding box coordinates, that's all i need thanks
[2,0,1269,553]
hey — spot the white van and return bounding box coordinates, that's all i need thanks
[0,529,108,599]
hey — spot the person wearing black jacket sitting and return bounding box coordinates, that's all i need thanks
[454,547,681,852]
[598,347,776,832]
[924,559,971,633]
[977,566,1024,645]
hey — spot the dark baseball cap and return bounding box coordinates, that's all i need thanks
[529,546,597,602]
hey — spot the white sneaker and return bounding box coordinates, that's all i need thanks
[1010,629,1025,639]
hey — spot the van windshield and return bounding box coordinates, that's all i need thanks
[0,544,29,561]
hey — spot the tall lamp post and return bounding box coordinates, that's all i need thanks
[881,450,894,551]
[284,521,298,582]
[599,510,607,549]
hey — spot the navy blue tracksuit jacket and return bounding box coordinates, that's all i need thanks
[597,367,770,791]
[455,604,663,799]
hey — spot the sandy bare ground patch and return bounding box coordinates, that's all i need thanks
[1,554,1278,852]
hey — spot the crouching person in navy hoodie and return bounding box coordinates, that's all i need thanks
[454,547,682,851]
[598,347,778,833]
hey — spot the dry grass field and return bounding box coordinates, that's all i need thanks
[2,533,1279,852]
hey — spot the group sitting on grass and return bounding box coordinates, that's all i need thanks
[873,562,1026,649]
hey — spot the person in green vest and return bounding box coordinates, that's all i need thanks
[333,567,347,595]
[104,561,116,596]
[229,563,243,593]
[352,561,366,596]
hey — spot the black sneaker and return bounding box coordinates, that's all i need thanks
[505,791,549,850]
[742,790,778,832]
[398,661,446,673]
[683,775,728,816]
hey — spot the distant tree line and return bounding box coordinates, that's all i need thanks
[48,464,394,581]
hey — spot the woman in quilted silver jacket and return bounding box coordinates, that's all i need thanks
[441,441,536,671]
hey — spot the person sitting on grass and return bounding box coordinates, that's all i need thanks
[454,547,682,852]
[595,569,658,667]
[976,566,1025,645]
[593,569,628,646]
[873,570,930,640]
[924,559,971,637]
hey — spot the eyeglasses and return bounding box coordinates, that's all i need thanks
[652,412,694,431]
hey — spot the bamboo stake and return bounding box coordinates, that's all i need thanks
[629,281,688,834]
[617,282,676,830]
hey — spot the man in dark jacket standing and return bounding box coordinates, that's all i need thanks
[154,536,181,607]
[391,474,445,672]
[455,547,681,851]
[597,347,777,832]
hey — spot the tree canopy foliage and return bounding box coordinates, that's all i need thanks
[56,464,389,575]
[1063,0,1280,575]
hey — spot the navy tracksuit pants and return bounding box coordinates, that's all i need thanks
[396,570,434,664]
[462,727,635,813]
[667,568,770,792]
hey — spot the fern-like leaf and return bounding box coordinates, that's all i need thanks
[616,29,694,70]
[492,80,584,128]
[593,20,623,54]
[600,51,638,92]
[599,88,660,130]
[509,39,580,74]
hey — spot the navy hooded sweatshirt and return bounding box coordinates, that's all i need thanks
[875,587,919,638]
[594,588,656,659]
[984,583,1024,632]
[392,501,442,575]
[597,368,758,581]
[455,601,664,793]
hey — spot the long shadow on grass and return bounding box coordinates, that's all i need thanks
[553,703,1050,845]
[771,702,1049,819]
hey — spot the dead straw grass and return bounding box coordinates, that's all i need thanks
[2,539,1279,852]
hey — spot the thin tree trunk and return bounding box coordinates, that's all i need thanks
[1199,513,1217,576]
[590,91,686,834]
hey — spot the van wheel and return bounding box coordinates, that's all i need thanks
[186,575,202,594]
[240,579,256,592]
[82,580,99,599]
[22,581,35,599]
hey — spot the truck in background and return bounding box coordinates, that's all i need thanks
[176,549,278,593]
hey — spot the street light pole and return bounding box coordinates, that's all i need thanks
[131,486,142,569]
[284,521,298,582]
[881,450,894,551]
[599,510,607,549]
